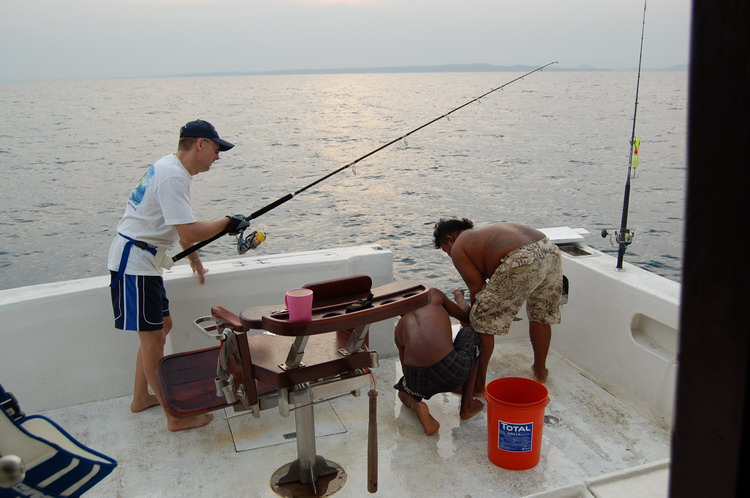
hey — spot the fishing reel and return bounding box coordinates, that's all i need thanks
[236,229,267,255]
[601,228,634,247]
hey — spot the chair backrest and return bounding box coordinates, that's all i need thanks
[303,274,372,308]
[302,274,374,348]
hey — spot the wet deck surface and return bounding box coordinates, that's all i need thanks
[41,340,671,497]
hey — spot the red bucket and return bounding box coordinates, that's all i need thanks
[484,377,549,470]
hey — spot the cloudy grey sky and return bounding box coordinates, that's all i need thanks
[1,0,691,82]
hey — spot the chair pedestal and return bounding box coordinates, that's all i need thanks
[271,389,345,496]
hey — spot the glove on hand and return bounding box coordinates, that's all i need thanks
[226,215,250,236]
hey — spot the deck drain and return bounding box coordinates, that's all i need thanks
[544,415,560,425]
[283,431,297,440]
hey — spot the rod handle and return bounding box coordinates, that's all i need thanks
[367,389,378,493]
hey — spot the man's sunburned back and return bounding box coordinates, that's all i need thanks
[457,222,545,280]
[396,291,456,367]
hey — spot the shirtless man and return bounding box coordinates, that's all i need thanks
[394,288,484,435]
[433,218,562,388]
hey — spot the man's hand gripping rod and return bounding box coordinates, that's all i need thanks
[172,211,270,262]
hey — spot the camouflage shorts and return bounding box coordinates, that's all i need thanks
[470,237,562,335]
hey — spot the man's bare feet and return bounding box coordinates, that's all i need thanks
[167,413,213,432]
[532,364,549,383]
[460,398,484,420]
[130,394,160,413]
[454,386,485,398]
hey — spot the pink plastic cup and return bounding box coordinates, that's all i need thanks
[285,288,313,321]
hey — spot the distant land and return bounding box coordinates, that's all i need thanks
[170,63,689,79]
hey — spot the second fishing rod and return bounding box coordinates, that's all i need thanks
[173,61,559,263]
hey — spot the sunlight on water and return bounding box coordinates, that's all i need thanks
[0,72,686,290]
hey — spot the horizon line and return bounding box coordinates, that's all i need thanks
[1,62,689,84]
[157,62,690,79]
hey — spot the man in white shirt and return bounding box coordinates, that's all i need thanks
[108,120,248,431]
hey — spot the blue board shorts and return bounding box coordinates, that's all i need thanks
[110,271,170,331]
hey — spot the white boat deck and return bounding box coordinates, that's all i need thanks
[39,339,671,497]
[2,240,679,497]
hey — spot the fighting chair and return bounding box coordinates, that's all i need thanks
[156,275,429,496]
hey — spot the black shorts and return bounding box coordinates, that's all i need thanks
[110,271,170,331]
[394,327,481,400]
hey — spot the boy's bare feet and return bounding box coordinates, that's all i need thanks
[130,394,160,413]
[399,391,439,435]
[167,413,214,432]
[413,403,440,436]
[460,398,484,420]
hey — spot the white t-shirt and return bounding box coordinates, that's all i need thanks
[107,154,196,275]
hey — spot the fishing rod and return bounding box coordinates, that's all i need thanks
[173,60,559,263]
[605,1,647,270]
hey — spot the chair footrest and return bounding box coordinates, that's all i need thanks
[157,347,230,417]
[158,346,278,417]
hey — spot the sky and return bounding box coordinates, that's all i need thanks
[1,0,691,82]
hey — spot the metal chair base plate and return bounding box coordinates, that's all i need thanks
[271,457,346,497]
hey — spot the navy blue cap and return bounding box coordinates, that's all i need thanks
[179,120,235,151]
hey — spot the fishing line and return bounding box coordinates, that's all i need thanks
[173,61,558,263]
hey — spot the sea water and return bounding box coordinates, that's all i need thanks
[0,71,686,292]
